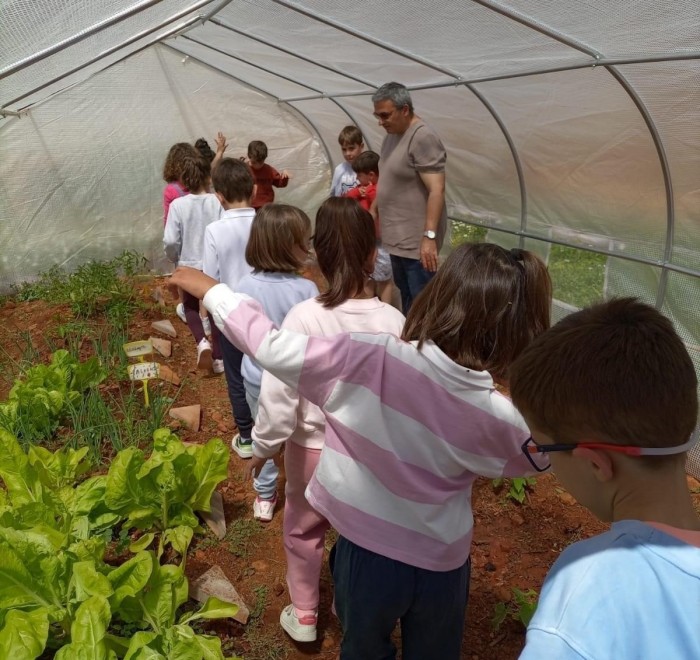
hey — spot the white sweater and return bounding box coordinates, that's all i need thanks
[163,193,222,268]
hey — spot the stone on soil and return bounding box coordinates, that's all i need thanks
[191,565,250,624]
[150,336,172,357]
[151,319,177,337]
[169,404,200,431]
[158,364,181,386]
[200,491,226,539]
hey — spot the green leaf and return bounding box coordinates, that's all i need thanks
[108,551,154,609]
[163,526,193,558]
[123,631,164,660]
[142,563,187,630]
[189,439,229,512]
[55,595,115,660]
[129,532,155,553]
[196,634,228,660]
[105,447,147,512]
[72,475,108,516]
[166,625,201,660]
[0,534,56,610]
[0,608,50,660]
[0,429,40,505]
[179,597,238,625]
[73,561,114,601]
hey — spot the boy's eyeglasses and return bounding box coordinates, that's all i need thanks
[521,436,697,473]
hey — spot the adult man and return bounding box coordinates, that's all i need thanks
[371,82,447,312]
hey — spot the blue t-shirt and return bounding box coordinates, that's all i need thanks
[520,520,700,660]
[237,271,319,389]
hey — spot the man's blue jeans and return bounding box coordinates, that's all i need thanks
[389,255,435,314]
[330,536,471,660]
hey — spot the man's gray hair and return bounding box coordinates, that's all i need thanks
[372,82,414,113]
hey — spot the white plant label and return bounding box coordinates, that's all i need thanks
[127,362,160,381]
[123,340,153,358]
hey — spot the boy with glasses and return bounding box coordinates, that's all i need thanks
[510,298,700,659]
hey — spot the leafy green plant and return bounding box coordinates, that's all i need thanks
[13,251,148,326]
[104,429,229,560]
[0,350,107,444]
[492,476,537,504]
[492,588,538,631]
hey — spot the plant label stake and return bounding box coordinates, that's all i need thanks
[124,340,156,407]
[127,362,160,408]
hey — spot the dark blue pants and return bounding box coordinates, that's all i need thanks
[217,332,253,440]
[330,536,471,660]
[389,255,435,314]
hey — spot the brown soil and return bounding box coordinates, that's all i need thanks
[1,280,698,660]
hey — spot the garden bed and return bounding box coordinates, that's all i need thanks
[0,265,697,660]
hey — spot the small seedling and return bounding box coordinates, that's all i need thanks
[492,476,537,504]
[492,587,539,631]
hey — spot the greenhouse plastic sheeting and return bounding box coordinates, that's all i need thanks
[0,0,698,475]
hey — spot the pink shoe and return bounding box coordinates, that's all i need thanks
[253,495,277,522]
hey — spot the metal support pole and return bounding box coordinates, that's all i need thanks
[2,5,211,110]
[0,0,167,81]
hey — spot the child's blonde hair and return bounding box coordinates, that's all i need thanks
[245,204,310,273]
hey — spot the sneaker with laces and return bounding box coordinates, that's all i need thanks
[176,303,187,324]
[280,605,317,643]
[197,338,213,372]
[231,433,253,459]
[212,359,224,375]
[201,315,212,336]
[253,495,277,522]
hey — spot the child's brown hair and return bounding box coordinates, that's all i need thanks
[510,298,698,453]
[246,204,311,273]
[194,138,216,163]
[337,125,363,147]
[248,140,268,163]
[401,243,552,379]
[314,197,375,309]
[163,142,197,183]
[179,152,211,192]
[352,151,379,175]
[212,158,254,203]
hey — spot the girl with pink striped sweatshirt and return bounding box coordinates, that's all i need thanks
[245,197,404,642]
[172,242,552,660]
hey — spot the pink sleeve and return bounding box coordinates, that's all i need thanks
[163,184,178,226]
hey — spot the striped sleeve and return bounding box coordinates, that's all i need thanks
[205,283,352,409]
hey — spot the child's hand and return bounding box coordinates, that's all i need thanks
[215,132,228,154]
[359,186,367,197]
[170,267,218,300]
[246,455,267,480]
[281,170,291,180]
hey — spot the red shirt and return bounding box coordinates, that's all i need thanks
[250,163,289,209]
[345,182,377,212]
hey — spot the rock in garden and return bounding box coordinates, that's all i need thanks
[169,404,200,431]
[200,491,226,539]
[191,565,250,624]
[151,319,177,337]
[158,364,181,386]
[152,286,165,305]
[150,336,172,357]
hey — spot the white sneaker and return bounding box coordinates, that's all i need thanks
[253,495,277,522]
[201,315,212,336]
[197,338,213,372]
[212,359,224,374]
[231,433,253,459]
[175,303,187,324]
[280,604,317,643]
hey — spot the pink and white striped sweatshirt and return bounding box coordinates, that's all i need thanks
[205,283,543,572]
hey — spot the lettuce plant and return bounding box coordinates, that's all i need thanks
[105,429,229,560]
[0,350,107,443]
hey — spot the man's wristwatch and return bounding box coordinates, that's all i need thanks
[423,230,436,240]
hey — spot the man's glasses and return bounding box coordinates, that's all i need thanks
[521,435,697,473]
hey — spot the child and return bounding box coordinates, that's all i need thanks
[345,151,394,305]
[237,204,319,521]
[162,142,196,226]
[331,126,364,196]
[247,140,290,210]
[163,152,222,372]
[202,158,256,452]
[246,197,405,641]
[172,243,552,659]
[195,131,228,174]
[510,298,700,660]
